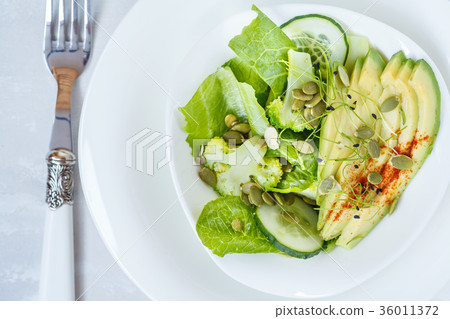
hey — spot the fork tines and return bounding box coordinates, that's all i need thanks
[44,0,91,54]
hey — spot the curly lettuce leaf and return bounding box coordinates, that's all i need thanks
[223,57,270,106]
[179,67,269,149]
[196,196,279,257]
[228,5,296,99]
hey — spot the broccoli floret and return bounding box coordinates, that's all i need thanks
[267,98,310,132]
[203,137,230,169]
[203,137,283,196]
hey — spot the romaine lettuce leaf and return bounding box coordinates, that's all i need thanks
[223,57,270,106]
[196,196,279,257]
[228,5,296,99]
[179,67,269,149]
[265,130,318,172]
[268,165,316,193]
[266,129,318,194]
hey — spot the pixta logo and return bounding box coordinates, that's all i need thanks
[126,128,172,175]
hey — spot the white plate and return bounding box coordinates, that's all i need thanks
[79,0,450,300]
[169,4,450,298]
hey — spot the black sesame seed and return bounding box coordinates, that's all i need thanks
[347,94,352,99]
[326,105,335,111]
[356,206,360,211]
[353,101,357,105]
[350,106,355,110]
[354,214,360,219]
[354,164,359,169]
[353,143,360,147]
[316,62,320,69]
[376,188,383,194]
[316,158,323,163]
[370,185,375,191]
[333,71,338,75]
[372,113,377,119]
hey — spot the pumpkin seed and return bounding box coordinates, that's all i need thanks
[195,155,206,165]
[223,130,244,145]
[225,114,238,128]
[282,162,293,173]
[319,176,339,195]
[303,107,312,120]
[355,126,374,140]
[273,192,285,205]
[262,192,276,206]
[264,126,279,150]
[304,107,320,127]
[231,123,251,134]
[249,185,264,207]
[292,89,313,101]
[302,81,319,95]
[311,101,326,117]
[305,92,323,108]
[390,154,413,170]
[231,219,243,232]
[198,167,217,187]
[368,171,383,185]
[241,192,252,206]
[284,193,295,206]
[292,140,314,154]
[291,98,305,111]
[240,182,261,194]
[302,196,317,206]
[367,139,380,158]
[380,96,399,113]
[338,65,350,87]
[280,211,299,224]
[310,118,320,127]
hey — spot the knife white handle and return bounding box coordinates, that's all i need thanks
[40,148,77,301]
[39,204,75,300]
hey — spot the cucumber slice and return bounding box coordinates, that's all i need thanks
[281,14,349,66]
[255,196,323,259]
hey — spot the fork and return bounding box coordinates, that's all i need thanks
[39,0,91,301]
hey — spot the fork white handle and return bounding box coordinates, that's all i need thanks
[40,148,76,300]
[39,205,75,300]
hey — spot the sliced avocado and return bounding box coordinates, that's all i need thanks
[345,35,370,71]
[358,49,386,99]
[408,60,441,164]
[318,58,364,187]
[317,59,363,225]
[320,50,386,240]
[396,59,419,151]
[337,57,441,248]
[380,51,406,84]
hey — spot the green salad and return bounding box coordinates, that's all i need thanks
[179,5,440,259]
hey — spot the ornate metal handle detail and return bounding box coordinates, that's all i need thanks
[46,148,76,210]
